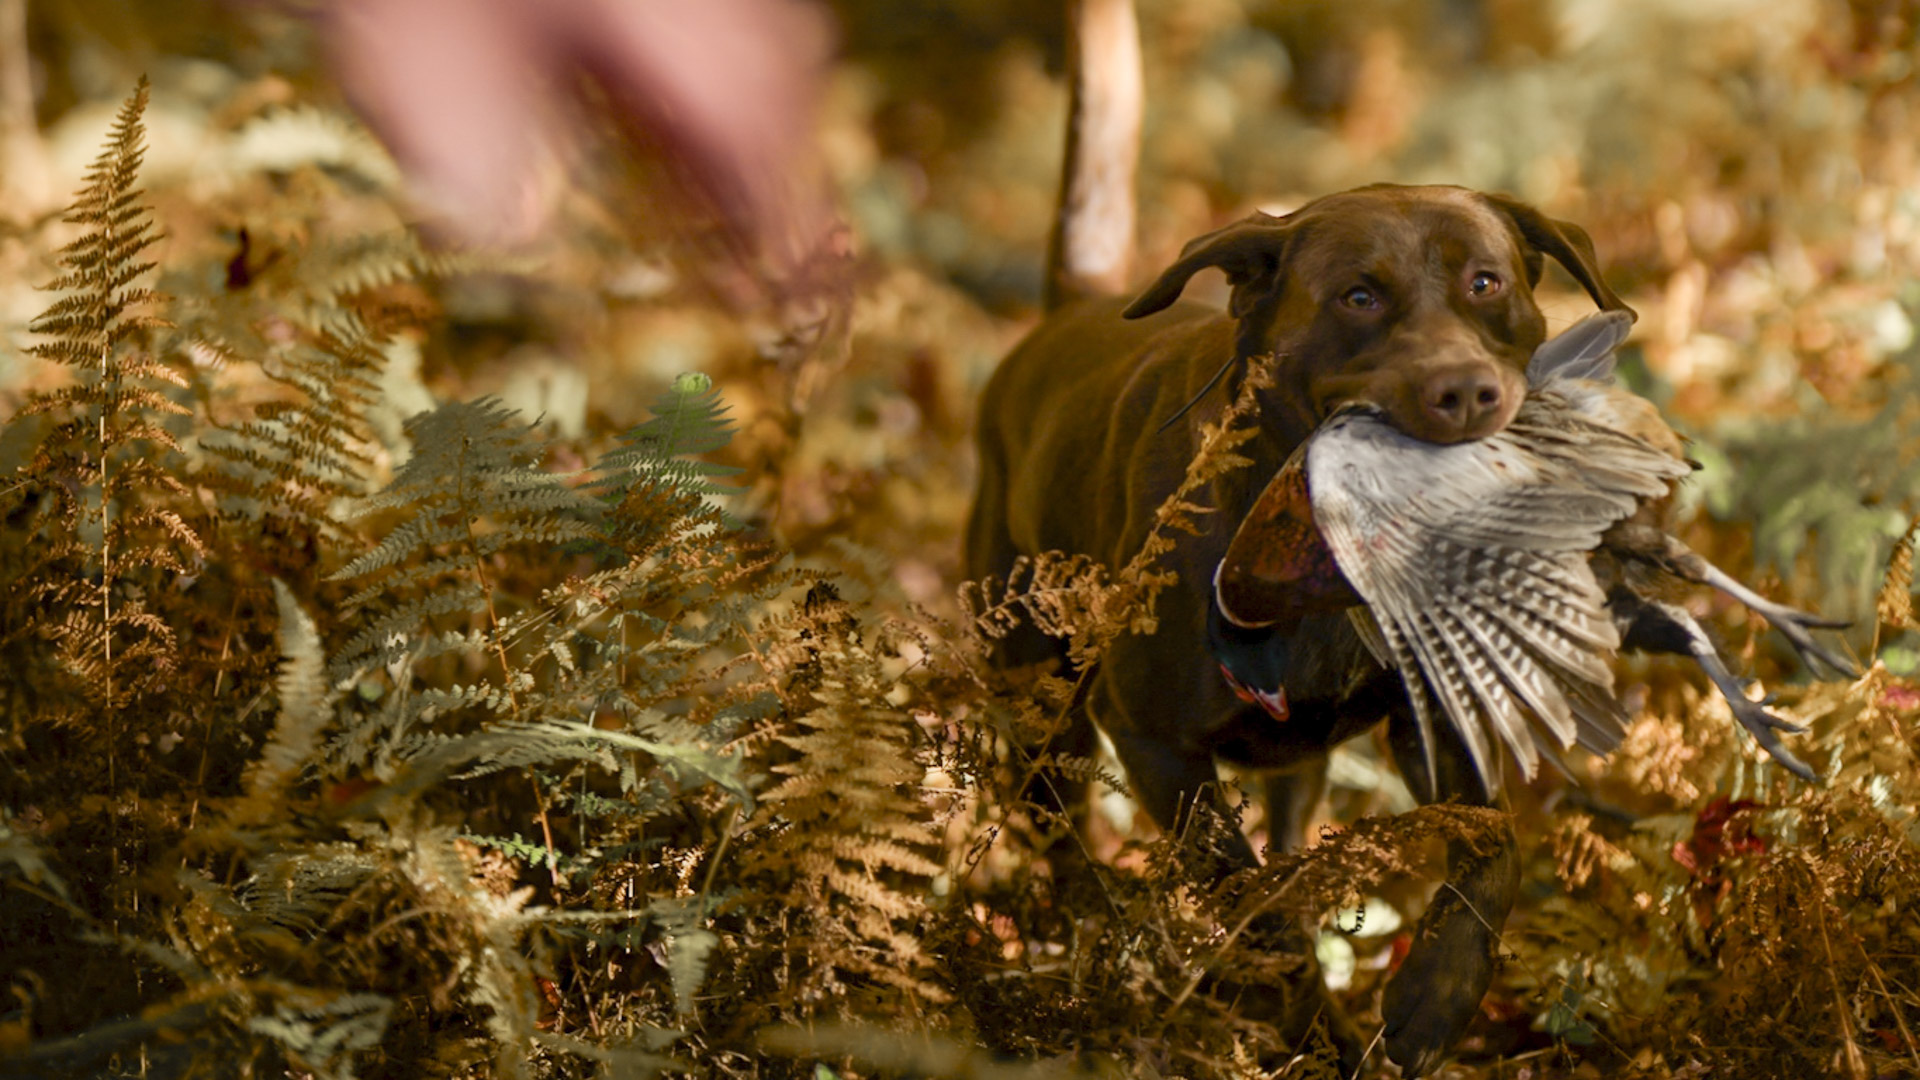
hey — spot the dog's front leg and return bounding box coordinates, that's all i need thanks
[1378,701,1520,1078]
[1102,727,1255,868]
[1095,645,1256,874]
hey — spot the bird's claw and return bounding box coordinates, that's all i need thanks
[1700,564,1858,678]
[1726,694,1818,782]
[1748,598,1858,678]
[1684,619,1820,782]
[1743,702,1805,733]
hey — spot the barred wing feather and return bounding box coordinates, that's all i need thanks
[1307,380,1687,792]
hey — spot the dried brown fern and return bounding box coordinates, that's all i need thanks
[959,550,1120,670]
[5,76,204,724]
[180,319,389,701]
[733,582,952,1012]
[1874,513,1920,655]
[1512,661,1920,1077]
[957,354,1274,667]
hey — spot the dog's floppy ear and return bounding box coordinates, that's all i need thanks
[1123,212,1295,320]
[1484,194,1636,321]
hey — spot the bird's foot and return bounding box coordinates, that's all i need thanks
[1701,564,1857,678]
[1748,596,1857,679]
[1721,687,1818,783]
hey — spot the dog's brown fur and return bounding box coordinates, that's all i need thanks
[967,177,1630,1072]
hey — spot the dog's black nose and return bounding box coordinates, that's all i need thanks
[1422,368,1506,440]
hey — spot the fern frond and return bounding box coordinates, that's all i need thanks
[1878,514,1920,637]
[420,718,752,806]
[650,896,722,1016]
[27,77,168,375]
[955,357,1271,673]
[1701,332,1920,618]
[225,105,403,189]
[593,373,742,509]
[5,76,204,718]
[247,990,394,1079]
[0,814,72,903]
[329,398,600,673]
[243,581,333,799]
[732,586,949,1011]
[827,835,945,878]
[236,848,379,931]
[200,322,382,543]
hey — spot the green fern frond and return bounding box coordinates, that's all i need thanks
[342,397,599,528]
[593,372,742,505]
[241,581,333,800]
[329,398,600,662]
[315,397,618,794]
[200,322,382,541]
[459,831,569,868]
[405,717,751,807]
[1696,330,1920,618]
[235,848,378,931]
[246,990,393,1080]
[329,586,487,673]
[0,814,72,904]
[649,896,721,1016]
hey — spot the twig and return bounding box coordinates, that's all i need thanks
[1348,1025,1384,1080]
[1851,925,1920,1073]
[1813,883,1870,1080]
[1163,862,1308,1020]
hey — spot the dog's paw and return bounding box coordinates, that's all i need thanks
[1379,891,1498,1077]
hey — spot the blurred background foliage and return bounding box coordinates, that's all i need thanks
[6,0,1920,627]
[3,0,1920,1076]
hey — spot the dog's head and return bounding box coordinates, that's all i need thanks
[1124,184,1633,444]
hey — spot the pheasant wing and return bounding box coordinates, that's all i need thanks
[1307,405,1639,791]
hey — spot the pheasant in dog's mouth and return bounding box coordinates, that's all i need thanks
[1212,310,1855,788]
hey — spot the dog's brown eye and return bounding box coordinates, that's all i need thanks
[1341,286,1380,310]
[1469,272,1502,296]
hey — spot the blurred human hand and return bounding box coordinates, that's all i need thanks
[323,0,835,266]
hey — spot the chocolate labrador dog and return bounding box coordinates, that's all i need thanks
[966,183,1630,1073]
